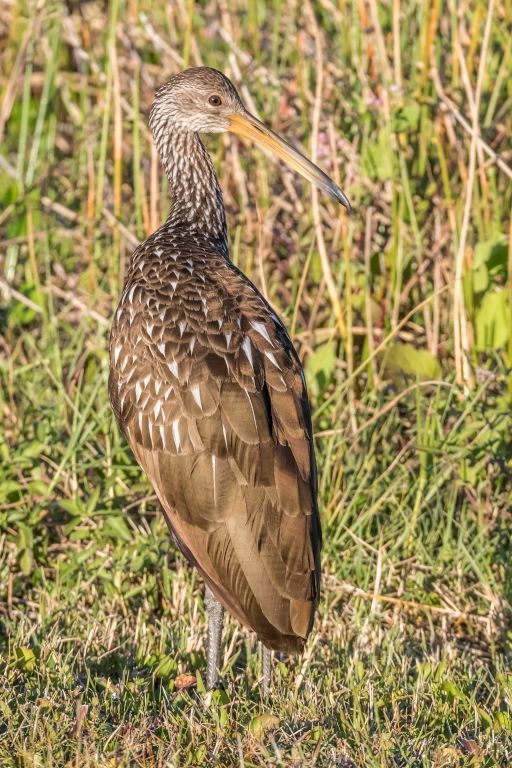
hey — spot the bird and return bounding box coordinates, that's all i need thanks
[108,67,350,692]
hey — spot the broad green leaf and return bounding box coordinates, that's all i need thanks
[17,522,33,550]
[382,343,441,383]
[20,440,46,459]
[441,680,465,700]
[0,481,23,502]
[475,289,509,350]
[59,499,84,516]
[0,699,13,719]
[68,526,93,541]
[392,103,420,133]
[250,712,280,739]
[471,263,489,294]
[306,340,336,391]
[7,283,45,327]
[192,745,207,764]
[103,515,132,542]
[478,707,493,727]
[310,250,323,282]
[195,669,206,694]
[153,655,177,680]
[13,647,36,672]
[473,235,508,273]
[19,548,33,576]
[494,711,512,732]
[362,128,394,180]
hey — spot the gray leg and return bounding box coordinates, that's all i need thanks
[262,645,272,696]
[205,584,224,690]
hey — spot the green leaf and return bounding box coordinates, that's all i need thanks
[382,343,441,384]
[17,522,33,550]
[7,283,45,327]
[473,235,508,273]
[36,698,53,710]
[475,289,509,350]
[153,655,177,680]
[211,688,229,706]
[362,128,394,180]
[478,707,493,728]
[192,744,207,764]
[250,712,280,739]
[441,680,465,700]
[103,515,132,542]
[68,526,92,541]
[306,341,336,391]
[392,103,420,133]
[471,263,489,295]
[13,646,36,672]
[19,548,33,576]
[494,711,512,732]
[195,669,206,694]
[0,481,23,502]
[59,499,84,516]
[308,726,323,742]
[0,699,13,720]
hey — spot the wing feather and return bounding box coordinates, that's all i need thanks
[109,246,321,652]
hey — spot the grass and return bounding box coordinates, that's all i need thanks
[1,0,512,765]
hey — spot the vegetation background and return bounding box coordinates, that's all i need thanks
[1,0,511,765]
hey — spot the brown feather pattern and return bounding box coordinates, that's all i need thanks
[109,69,321,653]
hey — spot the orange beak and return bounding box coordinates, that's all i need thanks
[228,111,351,212]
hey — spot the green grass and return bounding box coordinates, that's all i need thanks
[1,0,512,765]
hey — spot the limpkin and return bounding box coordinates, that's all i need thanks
[109,67,350,692]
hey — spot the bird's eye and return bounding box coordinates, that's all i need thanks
[209,94,222,107]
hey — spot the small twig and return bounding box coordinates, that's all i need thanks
[0,157,139,252]
[316,380,453,438]
[452,0,494,390]
[73,702,89,742]
[337,583,488,624]
[236,735,245,768]
[101,205,140,249]
[363,207,378,385]
[290,241,314,339]
[138,12,184,66]
[366,0,393,88]
[0,203,15,229]
[294,634,315,692]
[306,1,347,340]
[43,284,109,326]
[0,277,43,314]
[0,0,45,143]
[255,206,270,301]
[431,68,512,182]
[338,284,450,399]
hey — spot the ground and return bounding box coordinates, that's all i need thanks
[1,0,512,765]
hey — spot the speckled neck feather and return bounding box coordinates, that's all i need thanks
[157,129,228,256]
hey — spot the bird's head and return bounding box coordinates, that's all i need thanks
[149,67,244,134]
[149,67,351,212]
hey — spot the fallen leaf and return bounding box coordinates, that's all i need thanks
[460,738,483,756]
[174,674,197,690]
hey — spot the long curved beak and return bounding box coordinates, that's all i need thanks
[228,111,351,212]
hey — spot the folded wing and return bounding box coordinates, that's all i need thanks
[109,254,321,652]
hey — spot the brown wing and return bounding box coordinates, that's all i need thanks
[109,252,320,652]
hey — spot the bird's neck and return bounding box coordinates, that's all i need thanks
[158,130,228,256]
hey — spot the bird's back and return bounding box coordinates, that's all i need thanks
[109,228,321,652]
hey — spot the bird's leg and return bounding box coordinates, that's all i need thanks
[262,645,272,696]
[205,584,224,689]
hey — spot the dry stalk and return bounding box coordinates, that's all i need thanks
[452,0,495,390]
